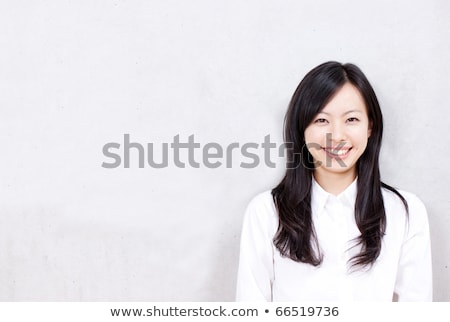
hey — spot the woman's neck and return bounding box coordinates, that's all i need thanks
[313,169,357,196]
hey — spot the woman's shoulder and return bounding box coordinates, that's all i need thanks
[381,185,429,227]
[243,190,278,226]
[246,190,277,214]
[382,185,426,210]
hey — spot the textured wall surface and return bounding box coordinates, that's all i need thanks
[0,0,448,301]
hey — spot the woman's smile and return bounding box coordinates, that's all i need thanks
[322,146,353,159]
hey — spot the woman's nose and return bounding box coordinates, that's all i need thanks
[328,123,346,143]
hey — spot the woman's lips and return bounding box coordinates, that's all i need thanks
[322,147,352,159]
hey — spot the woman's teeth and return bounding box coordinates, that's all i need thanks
[325,148,350,156]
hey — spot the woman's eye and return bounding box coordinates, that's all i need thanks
[315,118,328,124]
[347,117,359,122]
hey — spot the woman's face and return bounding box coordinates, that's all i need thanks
[304,83,372,178]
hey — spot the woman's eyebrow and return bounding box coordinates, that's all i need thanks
[318,110,363,116]
[343,110,363,115]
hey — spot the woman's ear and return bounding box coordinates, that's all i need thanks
[368,121,373,137]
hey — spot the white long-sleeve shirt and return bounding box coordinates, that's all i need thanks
[236,179,433,301]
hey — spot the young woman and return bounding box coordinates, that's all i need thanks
[236,61,432,301]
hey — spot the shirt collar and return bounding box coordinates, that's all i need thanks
[311,176,358,215]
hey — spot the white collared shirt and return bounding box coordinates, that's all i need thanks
[236,179,433,301]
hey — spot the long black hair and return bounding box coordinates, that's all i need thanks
[272,61,408,268]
